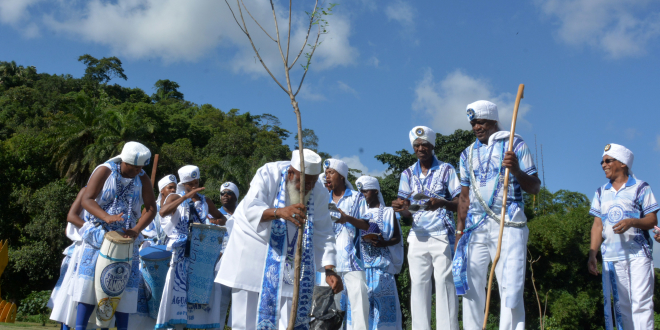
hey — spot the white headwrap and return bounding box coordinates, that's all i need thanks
[107,141,151,166]
[356,176,385,207]
[157,174,177,203]
[323,158,355,190]
[291,149,323,175]
[177,165,200,194]
[466,100,498,122]
[409,126,436,148]
[221,182,240,200]
[603,143,635,176]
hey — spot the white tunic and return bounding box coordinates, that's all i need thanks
[215,161,337,298]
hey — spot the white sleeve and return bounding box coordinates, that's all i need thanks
[160,194,182,236]
[312,185,337,270]
[235,165,278,244]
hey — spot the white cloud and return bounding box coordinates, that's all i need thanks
[337,81,359,98]
[333,154,386,178]
[367,56,380,67]
[625,128,640,140]
[1,0,357,74]
[537,0,660,58]
[0,0,43,37]
[297,83,326,101]
[412,68,531,135]
[385,0,415,28]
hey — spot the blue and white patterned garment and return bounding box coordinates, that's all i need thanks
[71,161,145,313]
[397,156,461,239]
[331,189,370,272]
[213,206,233,254]
[156,193,226,329]
[589,176,659,261]
[453,134,536,297]
[142,201,168,247]
[360,206,403,330]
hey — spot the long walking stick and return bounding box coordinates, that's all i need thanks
[482,84,525,330]
[150,154,160,188]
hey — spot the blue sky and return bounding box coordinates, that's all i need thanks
[1,0,660,199]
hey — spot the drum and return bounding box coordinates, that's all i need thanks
[140,245,171,319]
[94,231,134,327]
[361,222,382,243]
[187,223,226,304]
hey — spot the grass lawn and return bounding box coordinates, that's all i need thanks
[0,322,59,329]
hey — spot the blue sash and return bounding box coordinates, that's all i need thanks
[256,166,316,330]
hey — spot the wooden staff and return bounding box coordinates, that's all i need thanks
[150,154,159,188]
[482,84,525,330]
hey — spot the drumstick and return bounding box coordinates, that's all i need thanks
[482,84,524,330]
[150,154,159,188]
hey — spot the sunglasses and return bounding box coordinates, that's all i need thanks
[600,159,616,165]
[221,191,235,196]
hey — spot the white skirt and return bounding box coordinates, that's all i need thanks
[155,248,227,329]
[49,242,80,324]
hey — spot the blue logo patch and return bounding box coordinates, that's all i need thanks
[415,128,424,136]
[191,171,198,179]
[606,205,625,224]
[467,108,476,121]
[100,262,131,297]
[357,182,363,190]
[324,160,330,168]
[169,175,176,182]
[223,182,230,187]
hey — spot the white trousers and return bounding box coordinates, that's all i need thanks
[408,234,458,330]
[336,270,370,330]
[462,219,526,330]
[230,288,291,330]
[607,257,654,330]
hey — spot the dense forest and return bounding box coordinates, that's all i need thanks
[1,56,658,329]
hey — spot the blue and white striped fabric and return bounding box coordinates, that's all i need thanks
[330,189,369,272]
[453,135,536,296]
[602,261,623,330]
[397,156,461,238]
[589,176,659,262]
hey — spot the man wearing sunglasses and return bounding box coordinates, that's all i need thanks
[588,144,658,329]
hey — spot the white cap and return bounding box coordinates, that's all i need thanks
[158,174,178,192]
[466,100,498,122]
[177,165,200,194]
[107,141,151,166]
[356,175,385,206]
[291,149,323,175]
[221,182,240,200]
[324,158,355,190]
[603,143,634,175]
[409,126,436,148]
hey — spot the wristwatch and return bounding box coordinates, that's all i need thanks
[456,230,463,235]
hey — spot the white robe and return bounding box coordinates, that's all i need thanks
[49,223,82,326]
[215,161,337,298]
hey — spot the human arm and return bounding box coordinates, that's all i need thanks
[205,198,227,225]
[588,217,603,276]
[159,187,206,217]
[260,204,308,227]
[123,174,157,238]
[502,151,541,194]
[67,187,87,228]
[612,212,658,233]
[324,266,343,294]
[392,198,412,223]
[425,196,459,212]
[371,211,402,248]
[81,166,125,224]
[455,185,470,251]
[335,209,370,230]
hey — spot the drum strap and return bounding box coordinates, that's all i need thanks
[185,198,204,258]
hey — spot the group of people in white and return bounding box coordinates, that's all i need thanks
[46,100,658,330]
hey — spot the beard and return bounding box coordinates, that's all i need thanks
[286,180,312,206]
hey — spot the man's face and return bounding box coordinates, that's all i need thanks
[221,189,237,206]
[287,169,318,195]
[470,119,498,143]
[601,155,627,180]
[325,168,345,191]
[120,162,143,178]
[361,189,380,205]
[183,179,199,193]
[412,139,434,162]
[160,183,176,196]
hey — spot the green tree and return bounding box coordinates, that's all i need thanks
[78,54,127,84]
[152,79,184,102]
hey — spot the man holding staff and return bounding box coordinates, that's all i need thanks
[588,144,658,330]
[453,100,540,330]
[216,149,342,330]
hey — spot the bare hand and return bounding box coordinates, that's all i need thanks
[391,198,409,213]
[588,256,599,276]
[278,204,307,227]
[502,151,521,175]
[207,215,221,225]
[612,219,634,234]
[370,237,388,248]
[325,271,343,294]
[335,209,349,224]
[425,198,446,212]
[184,187,206,201]
[103,213,124,224]
[122,228,139,239]
[654,231,660,243]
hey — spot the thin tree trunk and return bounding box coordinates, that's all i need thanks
[288,97,305,330]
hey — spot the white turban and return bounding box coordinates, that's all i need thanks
[291,149,323,175]
[157,174,177,203]
[221,182,240,200]
[466,100,498,122]
[108,141,151,166]
[409,126,436,148]
[177,165,200,194]
[356,176,385,207]
[324,158,355,190]
[603,143,634,176]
